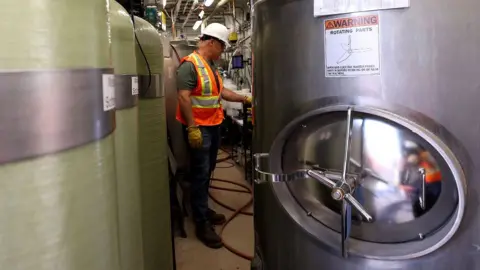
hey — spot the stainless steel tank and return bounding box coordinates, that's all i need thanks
[252,0,480,269]
[164,40,196,171]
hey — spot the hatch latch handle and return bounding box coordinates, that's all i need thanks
[253,107,376,258]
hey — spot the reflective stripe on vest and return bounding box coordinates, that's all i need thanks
[190,53,212,96]
[175,51,224,126]
[191,96,221,108]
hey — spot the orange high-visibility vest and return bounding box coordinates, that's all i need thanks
[176,52,224,126]
[419,161,442,183]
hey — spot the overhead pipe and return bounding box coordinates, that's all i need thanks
[230,2,236,32]
[182,0,189,14]
[161,7,171,18]
[237,35,251,45]
[203,0,232,22]
[173,0,183,21]
[170,9,177,39]
[223,12,241,30]
[181,0,198,29]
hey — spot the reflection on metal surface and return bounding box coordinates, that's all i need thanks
[164,42,196,170]
[255,107,463,257]
[281,110,457,244]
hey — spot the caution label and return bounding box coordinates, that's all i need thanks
[102,74,116,111]
[132,76,139,96]
[324,14,380,77]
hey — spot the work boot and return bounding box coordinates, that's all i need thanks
[196,222,223,249]
[207,208,226,225]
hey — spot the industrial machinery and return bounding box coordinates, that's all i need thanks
[110,2,144,270]
[134,16,173,270]
[164,40,197,172]
[0,1,120,269]
[252,0,479,269]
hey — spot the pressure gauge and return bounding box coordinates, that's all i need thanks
[254,105,466,260]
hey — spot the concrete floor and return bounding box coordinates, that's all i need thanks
[174,157,254,270]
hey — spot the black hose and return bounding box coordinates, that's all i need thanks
[129,0,152,96]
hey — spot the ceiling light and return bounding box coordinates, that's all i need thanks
[162,0,166,7]
[204,0,214,7]
[199,10,205,19]
[193,20,202,30]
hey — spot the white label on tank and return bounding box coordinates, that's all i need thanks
[324,13,380,77]
[102,74,116,111]
[132,76,139,95]
[314,0,409,17]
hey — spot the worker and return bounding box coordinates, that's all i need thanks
[400,141,442,216]
[175,23,252,249]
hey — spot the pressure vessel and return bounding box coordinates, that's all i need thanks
[252,0,478,269]
[0,1,120,270]
[134,16,173,270]
[110,2,144,270]
[164,40,196,174]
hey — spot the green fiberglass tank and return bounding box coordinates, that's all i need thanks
[0,0,120,270]
[134,16,173,270]
[110,1,144,270]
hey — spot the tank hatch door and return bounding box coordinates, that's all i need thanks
[254,106,465,259]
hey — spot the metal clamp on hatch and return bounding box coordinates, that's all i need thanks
[253,107,373,258]
[253,153,372,223]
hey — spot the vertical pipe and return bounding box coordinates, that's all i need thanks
[232,0,237,32]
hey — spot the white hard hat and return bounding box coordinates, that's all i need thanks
[201,23,230,47]
[404,140,418,149]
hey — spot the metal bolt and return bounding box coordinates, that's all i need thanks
[307,212,312,217]
[331,189,343,201]
[418,233,424,239]
[301,124,307,128]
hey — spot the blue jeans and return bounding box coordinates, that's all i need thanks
[183,125,221,225]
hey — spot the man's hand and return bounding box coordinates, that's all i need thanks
[187,126,203,148]
[221,88,251,103]
[244,96,252,104]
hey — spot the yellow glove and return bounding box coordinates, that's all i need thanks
[244,96,252,104]
[187,126,203,149]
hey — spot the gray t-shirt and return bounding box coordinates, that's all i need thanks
[176,60,221,91]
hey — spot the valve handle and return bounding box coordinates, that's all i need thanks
[306,171,373,222]
[345,194,373,222]
[419,168,427,210]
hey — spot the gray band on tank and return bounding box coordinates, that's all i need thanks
[0,68,115,164]
[139,74,165,98]
[115,74,139,110]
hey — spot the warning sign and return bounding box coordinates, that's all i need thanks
[324,14,380,77]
